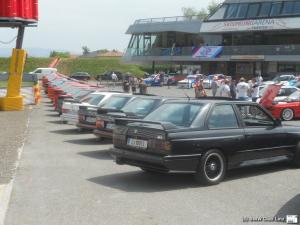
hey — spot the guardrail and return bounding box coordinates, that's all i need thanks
[134,16,202,24]
[124,44,300,57]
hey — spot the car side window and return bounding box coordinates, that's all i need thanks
[208,105,239,129]
[237,105,274,127]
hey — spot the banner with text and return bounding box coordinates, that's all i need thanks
[192,46,223,59]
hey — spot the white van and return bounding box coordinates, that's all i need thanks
[30,68,57,80]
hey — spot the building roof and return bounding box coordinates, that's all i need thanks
[126,16,202,34]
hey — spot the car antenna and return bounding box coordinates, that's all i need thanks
[183,91,191,101]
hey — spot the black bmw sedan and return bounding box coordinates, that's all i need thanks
[111,99,300,185]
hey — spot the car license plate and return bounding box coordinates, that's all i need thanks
[86,116,96,123]
[127,138,148,149]
[106,123,114,130]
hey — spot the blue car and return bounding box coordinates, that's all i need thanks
[143,74,162,87]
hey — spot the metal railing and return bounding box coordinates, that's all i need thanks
[134,16,202,24]
[124,45,300,57]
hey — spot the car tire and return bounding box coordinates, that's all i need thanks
[195,149,226,186]
[281,108,294,121]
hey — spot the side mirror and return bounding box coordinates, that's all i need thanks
[274,119,282,127]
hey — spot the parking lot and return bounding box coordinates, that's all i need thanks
[4,86,300,225]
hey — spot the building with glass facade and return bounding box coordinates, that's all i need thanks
[123,0,300,78]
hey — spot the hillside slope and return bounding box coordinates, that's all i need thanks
[0,57,146,77]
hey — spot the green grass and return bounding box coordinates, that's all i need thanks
[0,57,53,73]
[57,57,146,77]
[0,81,34,88]
[0,57,147,77]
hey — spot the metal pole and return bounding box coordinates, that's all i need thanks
[16,25,25,49]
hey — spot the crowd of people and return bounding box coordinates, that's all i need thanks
[194,75,264,102]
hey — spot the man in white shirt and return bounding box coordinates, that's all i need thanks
[236,77,250,101]
[111,72,118,87]
[220,79,231,97]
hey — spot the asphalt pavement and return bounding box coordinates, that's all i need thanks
[4,87,300,225]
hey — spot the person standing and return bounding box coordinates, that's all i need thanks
[230,80,237,99]
[236,77,250,101]
[220,79,231,97]
[194,77,200,98]
[256,74,263,85]
[211,76,218,97]
[251,78,260,102]
[131,76,138,94]
[111,72,118,87]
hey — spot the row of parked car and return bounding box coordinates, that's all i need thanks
[42,73,300,186]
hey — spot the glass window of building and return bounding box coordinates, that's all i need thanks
[236,3,249,18]
[247,3,260,18]
[258,2,272,17]
[225,4,238,19]
[209,4,227,20]
[270,2,282,17]
[293,1,300,14]
[282,1,294,15]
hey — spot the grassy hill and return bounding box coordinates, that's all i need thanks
[0,57,146,77]
[57,57,145,76]
[0,58,53,73]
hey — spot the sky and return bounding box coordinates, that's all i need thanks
[0,0,213,55]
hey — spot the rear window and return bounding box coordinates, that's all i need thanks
[101,96,131,110]
[87,94,105,105]
[145,103,204,127]
[121,98,160,117]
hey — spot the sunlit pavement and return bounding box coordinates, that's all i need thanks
[4,88,300,225]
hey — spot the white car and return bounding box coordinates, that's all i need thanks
[30,68,57,80]
[177,74,204,89]
[60,92,121,125]
[263,75,296,86]
[257,85,300,102]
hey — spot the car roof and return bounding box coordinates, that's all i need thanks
[164,98,260,105]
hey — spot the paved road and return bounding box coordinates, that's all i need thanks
[4,88,300,225]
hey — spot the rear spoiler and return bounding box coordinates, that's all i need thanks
[64,99,80,103]
[79,105,97,111]
[115,118,177,130]
[97,108,123,114]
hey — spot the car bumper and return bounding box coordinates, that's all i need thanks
[76,122,96,130]
[61,113,78,125]
[93,129,113,138]
[111,148,202,172]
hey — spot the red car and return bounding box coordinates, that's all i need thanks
[267,90,300,121]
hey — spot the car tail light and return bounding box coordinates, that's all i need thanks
[96,119,105,128]
[148,139,172,151]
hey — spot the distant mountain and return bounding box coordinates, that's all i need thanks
[0,48,79,58]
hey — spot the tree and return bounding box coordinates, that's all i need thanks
[182,0,220,20]
[49,50,70,58]
[82,46,90,55]
[207,1,220,16]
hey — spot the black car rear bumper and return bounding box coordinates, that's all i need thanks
[76,123,96,130]
[93,129,113,139]
[111,148,202,172]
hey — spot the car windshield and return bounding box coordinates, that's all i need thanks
[87,94,105,105]
[121,98,160,117]
[145,103,204,127]
[289,90,300,99]
[101,96,131,110]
